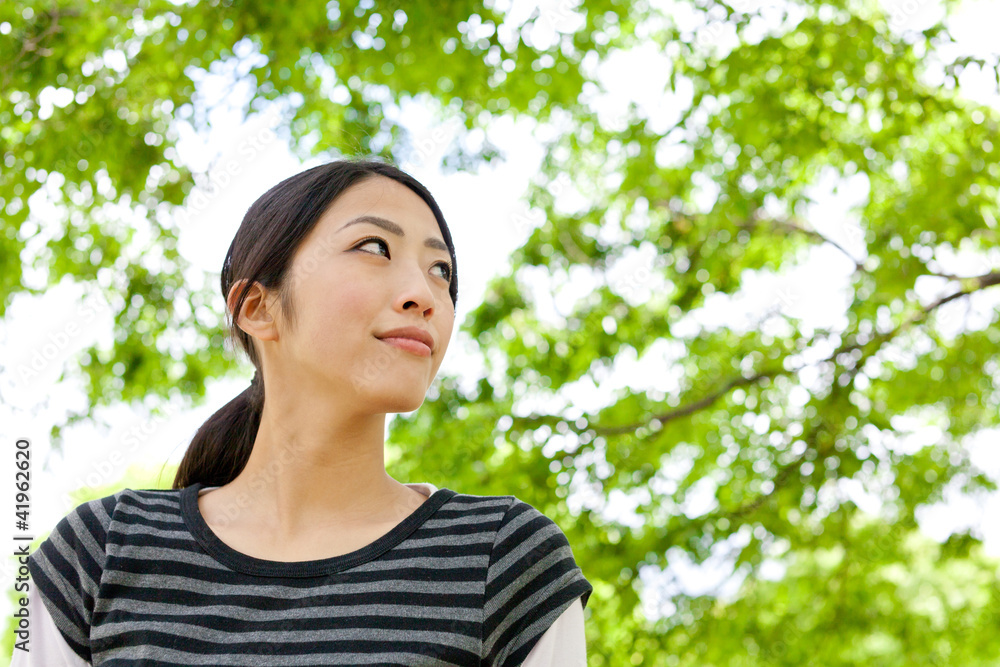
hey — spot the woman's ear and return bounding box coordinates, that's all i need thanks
[228,279,279,342]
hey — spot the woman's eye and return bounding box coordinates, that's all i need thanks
[356,237,389,257]
[433,262,453,282]
[356,237,451,282]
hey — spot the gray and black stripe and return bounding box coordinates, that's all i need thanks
[28,484,592,666]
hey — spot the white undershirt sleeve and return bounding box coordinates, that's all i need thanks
[10,584,91,667]
[518,596,587,667]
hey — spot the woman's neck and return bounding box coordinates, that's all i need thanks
[219,401,418,537]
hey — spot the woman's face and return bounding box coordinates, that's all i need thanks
[268,175,456,413]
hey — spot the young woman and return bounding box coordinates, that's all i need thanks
[21,159,592,666]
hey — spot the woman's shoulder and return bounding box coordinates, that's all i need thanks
[444,490,562,530]
[437,489,549,530]
[32,487,185,560]
[469,492,593,665]
[421,489,580,560]
[24,488,180,666]
[440,490,582,570]
[53,487,184,528]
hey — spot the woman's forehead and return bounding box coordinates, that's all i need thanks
[319,177,442,238]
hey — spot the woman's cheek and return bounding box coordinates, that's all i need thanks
[312,275,378,349]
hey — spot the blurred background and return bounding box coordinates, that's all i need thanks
[2,0,1000,663]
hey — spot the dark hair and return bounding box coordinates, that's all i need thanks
[172,158,459,489]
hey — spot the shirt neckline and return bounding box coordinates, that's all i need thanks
[179,481,456,578]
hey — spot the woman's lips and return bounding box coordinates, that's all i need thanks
[378,336,432,357]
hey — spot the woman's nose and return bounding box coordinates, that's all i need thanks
[394,263,436,316]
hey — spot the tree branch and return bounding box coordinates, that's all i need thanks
[713,269,1000,520]
[740,214,866,273]
[591,368,783,437]
[1,9,76,90]
[505,267,998,486]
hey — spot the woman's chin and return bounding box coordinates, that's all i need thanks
[382,395,426,414]
[345,379,427,410]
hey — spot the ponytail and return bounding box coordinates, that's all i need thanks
[172,373,263,489]
[170,157,459,490]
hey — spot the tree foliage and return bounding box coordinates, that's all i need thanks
[3,0,1000,663]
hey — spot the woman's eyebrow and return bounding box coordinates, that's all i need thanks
[340,215,449,252]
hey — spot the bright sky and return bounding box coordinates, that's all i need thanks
[2,0,999,628]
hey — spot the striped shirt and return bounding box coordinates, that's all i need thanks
[27,483,592,666]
